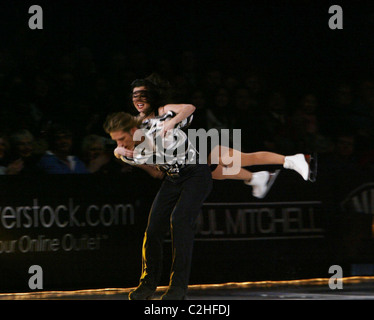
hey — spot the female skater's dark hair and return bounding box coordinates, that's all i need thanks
[130,73,173,116]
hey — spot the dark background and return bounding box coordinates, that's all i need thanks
[1,0,374,292]
[2,1,373,69]
[1,1,374,154]
[2,1,373,80]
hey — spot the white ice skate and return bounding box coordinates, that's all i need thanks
[284,153,317,182]
[245,170,280,199]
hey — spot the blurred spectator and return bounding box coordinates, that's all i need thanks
[244,73,266,109]
[359,148,374,173]
[207,87,232,129]
[189,89,209,130]
[229,86,264,151]
[293,94,319,134]
[324,82,355,136]
[335,133,356,160]
[258,91,294,153]
[290,93,333,154]
[81,134,132,174]
[350,80,374,156]
[0,133,10,175]
[352,80,374,132]
[25,74,61,135]
[202,69,223,100]
[6,129,43,175]
[38,124,89,174]
[325,131,359,173]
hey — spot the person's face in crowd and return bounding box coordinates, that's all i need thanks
[110,129,136,150]
[16,136,34,158]
[54,132,73,154]
[132,86,151,115]
[87,142,104,161]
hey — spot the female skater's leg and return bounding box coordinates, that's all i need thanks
[211,146,311,181]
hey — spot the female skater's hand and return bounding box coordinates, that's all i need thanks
[114,146,134,159]
[160,120,175,137]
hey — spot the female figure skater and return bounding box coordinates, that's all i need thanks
[115,74,316,198]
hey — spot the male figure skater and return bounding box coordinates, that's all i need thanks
[103,111,213,300]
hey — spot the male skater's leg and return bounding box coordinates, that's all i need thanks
[161,165,213,300]
[129,179,180,300]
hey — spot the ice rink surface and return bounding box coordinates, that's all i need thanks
[1,277,374,300]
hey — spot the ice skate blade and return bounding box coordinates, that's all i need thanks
[305,153,318,183]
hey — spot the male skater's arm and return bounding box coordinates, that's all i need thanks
[114,147,165,179]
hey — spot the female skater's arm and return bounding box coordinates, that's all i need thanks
[158,104,196,134]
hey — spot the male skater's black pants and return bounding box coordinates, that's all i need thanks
[139,164,212,291]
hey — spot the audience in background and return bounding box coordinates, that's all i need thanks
[38,124,89,174]
[0,41,373,176]
[0,133,10,175]
[6,129,43,175]
[80,134,132,175]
